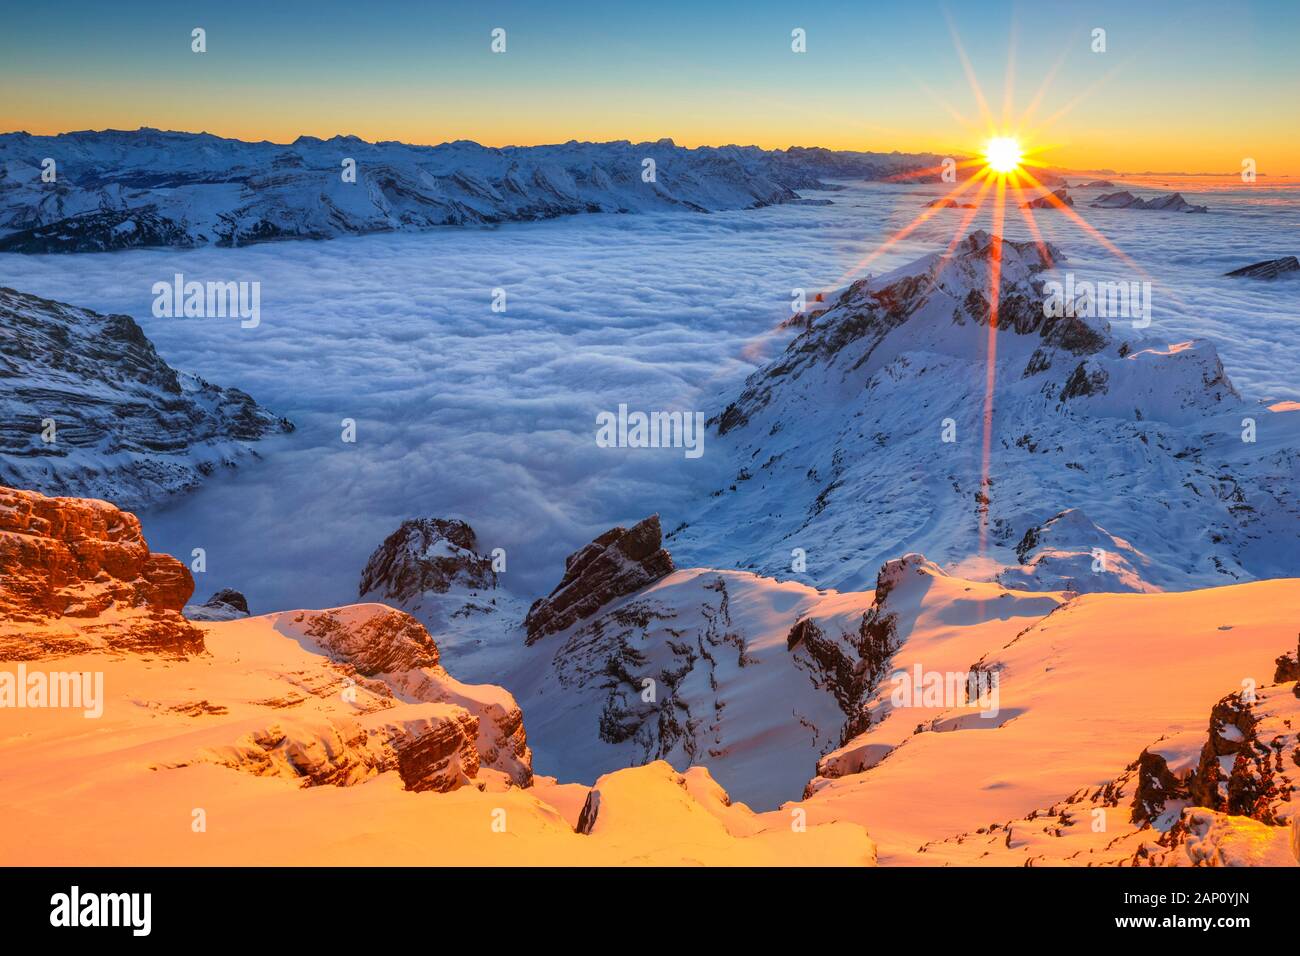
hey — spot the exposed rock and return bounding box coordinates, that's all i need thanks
[926,197,977,208]
[185,588,250,622]
[359,518,496,600]
[1021,187,1072,209]
[1224,256,1299,280]
[197,707,484,793]
[0,287,293,508]
[524,514,674,643]
[282,605,532,785]
[1275,639,1299,684]
[1091,190,1207,213]
[917,673,1299,866]
[295,605,442,675]
[0,484,203,659]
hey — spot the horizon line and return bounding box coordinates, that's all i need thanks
[3,126,1289,181]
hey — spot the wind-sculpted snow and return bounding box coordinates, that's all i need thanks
[0,287,292,509]
[676,229,1300,594]
[0,129,955,252]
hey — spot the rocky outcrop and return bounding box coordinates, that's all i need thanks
[297,605,441,674]
[524,514,674,643]
[1021,187,1072,209]
[1091,190,1207,213]
[1224,256,1299,280]
[282,606,532,786]
[185,588,250,622]
[359,518,496,601]
[0,485,203,658]
[0,287,292,508]
[197,707,485,793]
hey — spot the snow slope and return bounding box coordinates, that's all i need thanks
[798,569,1300,863]
[673,230,1300,593]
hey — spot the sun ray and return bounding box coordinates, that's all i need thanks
[978,175,1008,553]
[945,10,997,135]
[1009,169,1056,269]
[831,169,990,284]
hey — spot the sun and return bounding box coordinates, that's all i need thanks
[983,136,1023,174]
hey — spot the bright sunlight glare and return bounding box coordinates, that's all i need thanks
[983,136,1023,174]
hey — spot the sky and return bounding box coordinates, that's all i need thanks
[2,0,1298,175]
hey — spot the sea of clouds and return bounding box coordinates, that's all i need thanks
[2,181,1295,613]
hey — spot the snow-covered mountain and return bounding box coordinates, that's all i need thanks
[0,129,962,251]
[5,484,1294,865]
[672,230,1300,594]
[0,286,292,508]
[357,517,526,665]
[0,484,875,866]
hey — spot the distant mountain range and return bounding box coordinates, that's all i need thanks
[0,128,973,252]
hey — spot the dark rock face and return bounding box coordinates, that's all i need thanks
[185,588,250,621]
[1130,749,1190,824]
[1224,256,1300,280]
[0,484,204,658]
[205,588,249,615]
[524,515,674,643]
[358,518,495,602]
[0,287,293,508]
[390,712,482,792]
[1090,190,1207,213]
[0,207,195,253]
[1275,640,1300,684]
[1022,187,1072,209]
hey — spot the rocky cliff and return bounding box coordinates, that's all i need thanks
[0,287,292,508]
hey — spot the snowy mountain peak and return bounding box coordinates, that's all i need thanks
[359,517,496,602]
[683,231,1299,594]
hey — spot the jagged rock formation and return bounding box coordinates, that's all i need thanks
[360,518,496,600]
[1021,187,1072,208]
[0,287,292,508]
[285,605,532,786]
[524,514,674,643]
[0,129,969,252]
[1224,256,1299,280]
[0,484,203,658]
[184,588,250,622]
[1090,190,1207,213]
[673,230,1300,593]
[356,517,526,671]
[508,560,906,808]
